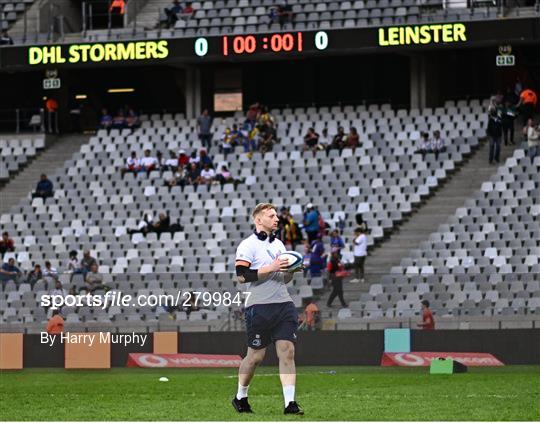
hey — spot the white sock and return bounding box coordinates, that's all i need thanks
[236,384,249,400]
[283,385,295,406]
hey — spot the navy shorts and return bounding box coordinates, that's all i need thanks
[245,302,299,350]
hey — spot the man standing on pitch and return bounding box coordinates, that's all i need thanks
[233,203,304,415]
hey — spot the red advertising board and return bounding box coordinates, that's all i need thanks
[127,353,242,368]
[381,352,504,367]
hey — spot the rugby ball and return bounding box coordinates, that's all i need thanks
[280,251,303,272]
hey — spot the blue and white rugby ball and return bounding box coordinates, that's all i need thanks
[280,251,303,272]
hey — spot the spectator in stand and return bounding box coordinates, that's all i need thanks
[258,128,276,154]
[181,1,194,18]
[517,86,538,126]
[164,0,182,28]
[163,151,179,172]
[278,207,302,250]
[46,309,64,334]
[112,109,126,129]
[501,100,517,146]
[32,174,54,200]
[245,102,260,130]
[431,130,446,160]
[328,127,346,153]
[140,149,159,175]
[0,232,15,258]
[302,240,311,278]
[346,127,360,151]
[26,264,42,287]
[0,30,14,45]
[197,148,212,167]
[277,2,293,25]
[220,128,235,157]
[326,251,348,308]
[303,127,320,153]
[258,105,276,137]
[67,250,84,274]
[309,235,326,278]
[197,109,213,149]
[156,151,165,171]
[303,203,320,244]
[352,226,367,283]
[42,261,59,282]
[84,263,105,293]
[526,118,540,164]
[243,126,258,155]
[49,280,67,298]
[330,229,345,256]
[215,165,239,187]
[165,166,186,187]
[184,162,201,186]
[125,107,140,130]
[178,149,190,167]
[319,128,331,150]
[355,213,369,234]
[230,123,244,144]
[487,108,503,165]
[99,108,113,130]
[81,250,97,274]
[0,258,21,283]
[129,211,183,237]
[417,132,431,157]
[121,151,141,176]
[197,163,216,185]
[418,299,435,330]
[299,299,320,331]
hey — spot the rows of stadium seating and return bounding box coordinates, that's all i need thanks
[0,0,34,31]
[0,136,45,181]
[342,149,540,323]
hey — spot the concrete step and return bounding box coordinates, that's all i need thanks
[0,134,89,215]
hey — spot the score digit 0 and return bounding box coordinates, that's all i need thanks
[194,38,209,57]
[315,31,329,50]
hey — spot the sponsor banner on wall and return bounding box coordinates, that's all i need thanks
[381,352,504,367]
[127,353,242,368]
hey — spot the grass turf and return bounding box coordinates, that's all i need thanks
[1,366,539,421]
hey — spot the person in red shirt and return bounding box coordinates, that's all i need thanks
[46,309,64,334]
[0,232,15,258]
[518,87,538,125]
[418,300,435,330]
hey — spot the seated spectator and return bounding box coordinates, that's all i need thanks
[164,151,179,172]
[125,107,140,129]
[0,232,15,258]
[198,148,213,167]
[49,280,67,298]
[215,165,235,186]
[84,263,105,293]
[0,30,14,45]
[181,1,194,19]
[156,151,165,171]
[140,149,159,174]
[258,105,276,137]
[526,118,540,163]
[243,125,258,155]
[258,129,276,154]
[319,128,332,150]
[121,151,141,176]
[268,5,280,23]
[330,229,345,255]
[81,250,98,274]
[303,127,320,153]
[184,162,200,186]
[431,130,446,160]
[230,123,244,144]
[416,132,431,157]
[277,2,293,25]
[99,108,113,130]
[46,309,64,334]
[164,0,183,28]
[67,250,84,274]
[197,163,216,185]
[178,149,190,167]
[42,261,59,282]
[32,174,54,200]
[0,258,22,283]
[220,128,235,157]
[328,127,346,152]
[245,103,260,130]
[112,110,126,129]
[346,127,360,151]
[128,211,182,237]
[26,264,42,287]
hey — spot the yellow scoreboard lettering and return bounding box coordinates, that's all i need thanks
[28,40,169,65]
[378,23,467,46]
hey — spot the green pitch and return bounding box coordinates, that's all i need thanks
[1,366,539,421]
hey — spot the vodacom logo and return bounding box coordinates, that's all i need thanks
[138,354,168,367]
[394,353,426,366]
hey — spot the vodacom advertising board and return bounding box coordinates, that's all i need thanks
[127,353,242,368]
[381,352,504,367]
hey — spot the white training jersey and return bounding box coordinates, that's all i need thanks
[235,233,292,307]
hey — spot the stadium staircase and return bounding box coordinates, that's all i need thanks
[0,134,89,215]
[322,137,520,314]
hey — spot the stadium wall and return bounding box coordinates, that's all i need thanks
[10,330,540,368]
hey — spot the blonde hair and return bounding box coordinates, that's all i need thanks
[252,203,276,219]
